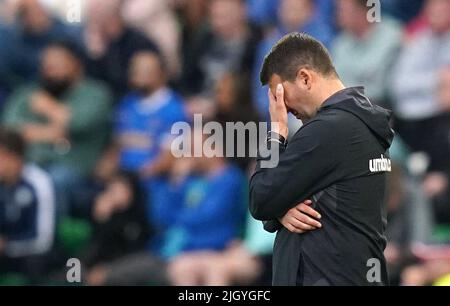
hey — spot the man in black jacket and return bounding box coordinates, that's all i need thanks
[249,33,394,286]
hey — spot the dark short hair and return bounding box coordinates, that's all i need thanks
[46,40,84,63]
[132,50,167,74]
[260,32,338,85]
[0,128,26,157]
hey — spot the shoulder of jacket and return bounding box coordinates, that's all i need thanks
[292,109,355,140]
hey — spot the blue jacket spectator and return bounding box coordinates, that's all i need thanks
[160,164,246,258]
[0,0,80,87]
[246,0,279,26]
[116,90,185,172]
[246,0,336,29]
[114,51,187,245]
[116,89,186,228]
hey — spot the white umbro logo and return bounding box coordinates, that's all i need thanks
[369,154,391,173]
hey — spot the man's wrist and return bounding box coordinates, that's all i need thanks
[49,104,71,127]
[271,125,288,139]
[267,131,288,146]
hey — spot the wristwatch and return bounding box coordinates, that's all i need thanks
[266,131,288,146]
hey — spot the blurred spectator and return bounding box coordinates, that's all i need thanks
[83,0,159,100]
[383,0,425,23]
[1,41,112,216]
[0,0,79,87]
[390,0,450,222]
[252,0,334,119]
[384,162,435,285]
[168,240,262,286]
[438,66,450,112]
[246,0,278,26]
[161,153,245,258]
[122,0,181,78]
[81,171,150,268]
[401,245,450,285]
[0,0,18,25]
[0,128,55,282]
[174,0,209,86]
[113,51,186,248]
[245,0,336,30]
[215,72,259,124]
[424,65,450,222]
[86,134,246,286]
[314,0,337,31]
[403,13,428,40]
[391,0,450,137]
[214,72,260,170]
[179,0,262,97]
[332,0,402,106]
[169,212,274,286]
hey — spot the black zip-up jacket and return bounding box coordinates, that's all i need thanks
[249,87,394,286]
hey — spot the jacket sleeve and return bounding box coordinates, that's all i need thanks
[1,86,31,130]
[249,119,340,221]
[263,220,283,233]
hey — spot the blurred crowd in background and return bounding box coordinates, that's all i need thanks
[0,0,449,286]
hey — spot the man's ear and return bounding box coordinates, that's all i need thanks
[296,68,313,90]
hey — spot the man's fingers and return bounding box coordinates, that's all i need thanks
[297,203,321,219]
[292,210,322,228]
[288,217,316,231]
[276,84,284,103]
[268,88,276,104]
[286,223,306,234]
[303,200,313,205]
[296,213,322,228]
[281,200,323,233]
[268,84,285,104]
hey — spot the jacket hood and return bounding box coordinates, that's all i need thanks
[320,87,394,150]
